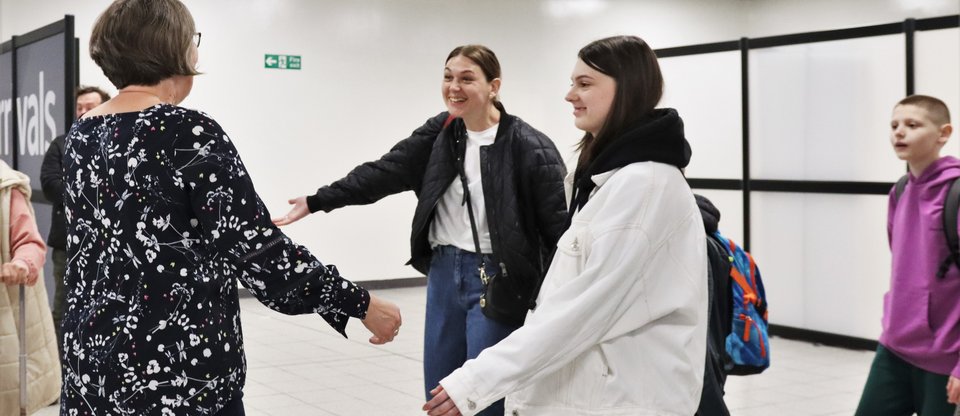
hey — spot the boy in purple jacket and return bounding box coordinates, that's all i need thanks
[856,95,960,415]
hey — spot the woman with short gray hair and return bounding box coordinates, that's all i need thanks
[60,1,402,414]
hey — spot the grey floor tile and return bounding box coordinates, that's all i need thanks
[32,286,888,415]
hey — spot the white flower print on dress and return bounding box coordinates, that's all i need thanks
[61,104,371,415]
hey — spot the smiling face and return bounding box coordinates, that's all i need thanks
[890,103,950,172]
[442,54,500,127]
[565,58,616,137]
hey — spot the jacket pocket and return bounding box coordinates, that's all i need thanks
[550,227,589,287]
[559,348,608,407]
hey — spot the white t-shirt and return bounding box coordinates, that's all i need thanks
[428,123,499,253]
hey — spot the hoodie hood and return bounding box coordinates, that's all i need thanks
[568,108,692,218]
[910,155,960,189]
[695,194,721,234]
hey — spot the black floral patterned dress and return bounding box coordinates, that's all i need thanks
[59,104,370,415]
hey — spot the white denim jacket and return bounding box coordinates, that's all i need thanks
[440,162,708,416]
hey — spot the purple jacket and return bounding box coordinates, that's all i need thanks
[882,155,960,378]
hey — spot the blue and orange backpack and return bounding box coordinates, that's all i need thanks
[711,231,770,375]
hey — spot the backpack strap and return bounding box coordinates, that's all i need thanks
[442,114,456,129]
[726,238,759,306]
[936,177,960,279]
[893,174,909,204]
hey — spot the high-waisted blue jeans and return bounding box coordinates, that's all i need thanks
[423,245,519,416]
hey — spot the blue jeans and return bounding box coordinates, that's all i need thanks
[424,245,519,416]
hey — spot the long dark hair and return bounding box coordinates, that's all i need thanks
[575,35,663,173]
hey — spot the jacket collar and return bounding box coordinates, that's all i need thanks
[566,108,691,226]
[589,169,619,189]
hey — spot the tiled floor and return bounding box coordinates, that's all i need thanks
[36,286,878,415]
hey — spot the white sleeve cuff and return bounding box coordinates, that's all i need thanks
[440,366,488,416]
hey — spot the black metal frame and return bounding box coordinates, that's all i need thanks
[657,15,960,349]
[769,324,879,351]
[9,35,18,168]
[1,16,77,203]
[65,16,77,129]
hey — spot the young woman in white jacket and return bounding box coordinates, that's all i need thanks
[423,35,709,416]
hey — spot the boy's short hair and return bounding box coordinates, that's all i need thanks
[89,0,199,89]
[897,95,951,126]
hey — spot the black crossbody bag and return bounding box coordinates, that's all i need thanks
[456,146,529,327]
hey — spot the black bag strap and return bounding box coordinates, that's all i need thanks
[451,126,491,282]
[451,122,531,309]
[937,177,960,279]
[893,174,909,204]
[459,167,486,272]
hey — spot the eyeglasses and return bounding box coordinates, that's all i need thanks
[194,32,202,48]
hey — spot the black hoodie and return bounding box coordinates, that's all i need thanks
[567,108,692,225]
[696,194,721,234]
[694,193,732,416]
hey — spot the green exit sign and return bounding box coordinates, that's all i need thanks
[264,54,301,70]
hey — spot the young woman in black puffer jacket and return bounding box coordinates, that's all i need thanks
[274,45,567,416]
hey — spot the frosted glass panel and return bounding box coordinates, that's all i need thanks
[750,192,889,340]
[692,189,744,244]
[916,28,960,158]
[750,35,906,182]
[660,52,741,179]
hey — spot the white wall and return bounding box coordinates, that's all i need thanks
[0,0,749,281]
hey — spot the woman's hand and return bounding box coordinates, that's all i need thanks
[271,196,309,226]
[947,375,960,404]
[423,386,462,416]
[361,295,402,344]
[0,260,33,286]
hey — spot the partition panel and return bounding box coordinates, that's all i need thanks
[694,189,744,244]
[749,35,906,182]
[915,28,960,157]
[14,32,66,192]
[666,16,958,347]
[751,192,889,339]
[660,51,742,179]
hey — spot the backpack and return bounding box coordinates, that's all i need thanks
[710,231,770,375]
[893,175,960,279]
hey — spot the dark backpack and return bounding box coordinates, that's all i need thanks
[893,175,960,279]
[695,195,769,416]
[711,231,770,375]
[698,234,733,416]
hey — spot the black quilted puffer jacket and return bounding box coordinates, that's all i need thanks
[306,103,568,316]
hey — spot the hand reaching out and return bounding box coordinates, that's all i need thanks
[423,386,461,416]
[0,260,33,286]
[272,196,310,226]
[362,295,402,344]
